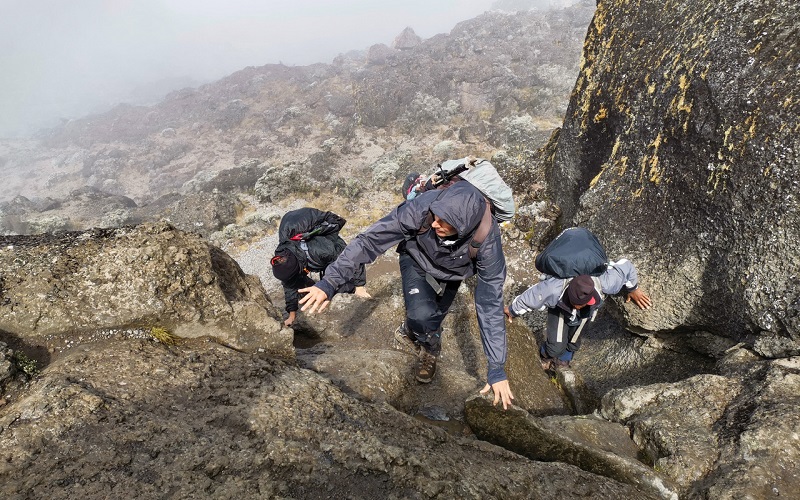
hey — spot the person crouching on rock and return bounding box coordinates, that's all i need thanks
[504,269,652,371]
[271,207,370,327]
[297,181,515,410]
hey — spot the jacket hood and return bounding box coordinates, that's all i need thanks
[427,181,487,239]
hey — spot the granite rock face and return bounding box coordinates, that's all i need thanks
[601,353,800,498]
[0,222,291,357]
[547,0,800,352]
[0,339,646,499]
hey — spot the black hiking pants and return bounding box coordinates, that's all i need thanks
[399,252,461,355]
[543,308,591,360]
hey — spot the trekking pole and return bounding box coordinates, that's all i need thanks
[289,226,323,241]
[429,156,479,187]
[431,162,468,186]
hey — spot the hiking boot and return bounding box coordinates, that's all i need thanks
[553,358,571,369]
[542,357,570,371]
[393,322,420,356]
[416,348,438,383]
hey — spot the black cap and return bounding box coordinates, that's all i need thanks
[271,250,300,282]
[567,275,595,306]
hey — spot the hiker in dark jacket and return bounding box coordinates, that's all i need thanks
[504,262,651,370]
[299,181,514,409]
[271,208,369,327]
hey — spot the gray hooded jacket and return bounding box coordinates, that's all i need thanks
[314,181,508,383]
[508,259,640,316]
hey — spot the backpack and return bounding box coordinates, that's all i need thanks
[401,157,513,260]
[276,208,346,273]
[402,158,515,222]
[535,227,609,278]
[441,158,515,222]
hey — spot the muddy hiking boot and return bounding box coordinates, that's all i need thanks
[541,357,570,372]
[416,348,438,383]
[393,322,420,356]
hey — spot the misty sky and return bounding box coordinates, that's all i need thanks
[0,0,573,138]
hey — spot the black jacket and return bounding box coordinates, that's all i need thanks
[315,182,508,383]
[275,208,364,312]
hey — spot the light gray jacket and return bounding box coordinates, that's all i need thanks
[509,259,639,316]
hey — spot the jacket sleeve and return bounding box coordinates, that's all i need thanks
[509,278,562,316]
[474,225,509,385]
[314,203,420,298]
[281,273,314,313]
[599,258,639,295]
[283,284,299,313]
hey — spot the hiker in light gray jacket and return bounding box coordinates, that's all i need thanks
[299,181,514,410]
[505,260,652,370]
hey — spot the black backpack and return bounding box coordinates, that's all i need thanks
[535,227,608,278]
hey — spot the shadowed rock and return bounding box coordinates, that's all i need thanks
[601,353,800,498]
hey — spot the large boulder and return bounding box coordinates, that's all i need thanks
[465,395,678,499]
[601,352,800,498]
[0,222,291,357]
[547,0,800,353]
[0,339,648,499]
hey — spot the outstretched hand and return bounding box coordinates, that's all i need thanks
[626,288,652,310]
[298,286,330,314]
[480,380,515,410]
[503,305,514,323]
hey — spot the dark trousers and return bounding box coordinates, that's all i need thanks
[543,308,590,360]
[399,252,461,354]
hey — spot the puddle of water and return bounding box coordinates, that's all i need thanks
[414,414,475,437]
[367,255,400,279]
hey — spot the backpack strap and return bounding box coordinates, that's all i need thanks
[590,276,605,299]
[468,201,493,260]
[417,212,434,237]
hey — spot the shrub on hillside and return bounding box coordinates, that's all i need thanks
[255,163,321,203]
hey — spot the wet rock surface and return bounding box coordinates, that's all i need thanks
[0,339,645,499]
[465,395,677,499]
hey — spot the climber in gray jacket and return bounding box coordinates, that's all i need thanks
[505,260,652,370]
[299,181,514,409]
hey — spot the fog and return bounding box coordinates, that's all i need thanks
[0,0,576,138]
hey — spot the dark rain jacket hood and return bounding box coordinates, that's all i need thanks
[405,181,491,281]
[428,182,486,240]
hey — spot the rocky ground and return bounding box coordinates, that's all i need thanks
[0,339,655,500]
[2,0,799,498]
